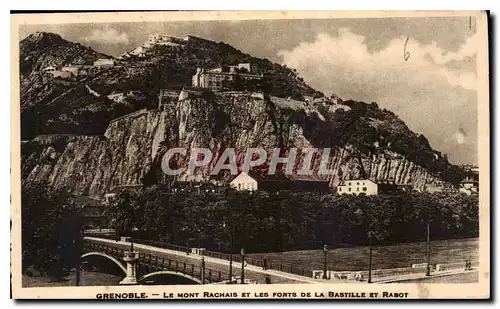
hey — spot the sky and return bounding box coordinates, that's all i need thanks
[19,16,479,165]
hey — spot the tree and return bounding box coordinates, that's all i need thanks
[22,182,81,279]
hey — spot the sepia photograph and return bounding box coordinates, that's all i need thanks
[10,11,490,299]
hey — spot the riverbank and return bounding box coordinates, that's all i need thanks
[248,238,478,271]
[23,271,122,287]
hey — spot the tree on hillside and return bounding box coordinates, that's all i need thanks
[21,182,81,279]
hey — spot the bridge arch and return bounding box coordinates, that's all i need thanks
[81,252,127,275]
[139,271,202,284]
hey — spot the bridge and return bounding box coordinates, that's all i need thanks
[82,237,321,285]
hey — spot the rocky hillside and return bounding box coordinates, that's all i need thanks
[19,33,467,198]
[22,89,465,199]
[20,33,323,140]
[20,32,110,76]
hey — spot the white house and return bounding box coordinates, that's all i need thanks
[42,65,58,73]
[93,58,115,68]
[337,179,378,196]
[459,177,479,196]
[229,172,258,192]
[61,65,80,76]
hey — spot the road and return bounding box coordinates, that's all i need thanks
[392,271,479,283]
[85,237,320,284]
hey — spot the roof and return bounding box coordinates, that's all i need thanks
[340,179,377,185]
[461,179,479,184]
[287,174,329,183]
[246,170,291,182]
[232,171,328,183]
[201,71,262,78]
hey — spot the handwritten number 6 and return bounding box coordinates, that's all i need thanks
[404,37,411,61]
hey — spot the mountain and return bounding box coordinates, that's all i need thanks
[19,34,323,140]
[20,32,110,76]
[19,33,468,198]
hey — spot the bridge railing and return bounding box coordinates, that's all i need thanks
[131,238,191,254]
[200,249,312,278]
[137,252,230,284]
[84,240,230,283]
[86,238,314,279]
[267,261,313,278]
[201,250,264,267]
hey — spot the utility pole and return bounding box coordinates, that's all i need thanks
[426,222,431,276]
[368,231,373,283]
[75,224,83,286]
[201,256,206,284]
[229,226,233,284]
[240,248,245,284]
[322,245,328,279]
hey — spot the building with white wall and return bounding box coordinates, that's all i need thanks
[192,64,262,91]
[230,172,259,192]
[94,58,115,68]
[337,179,378,196]
[459,177,479,196]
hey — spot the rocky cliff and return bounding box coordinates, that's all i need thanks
[22,90,446,198]
[20,32,465,198]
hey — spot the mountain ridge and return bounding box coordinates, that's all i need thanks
[19,32,470,195]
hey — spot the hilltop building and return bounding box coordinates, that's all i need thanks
[42,65,79,79]
[158,89,181,110]
[148,34,185,46]
[94,58,115,68]
[192,64,263,91]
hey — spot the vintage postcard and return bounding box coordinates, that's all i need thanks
[11,11,490,299]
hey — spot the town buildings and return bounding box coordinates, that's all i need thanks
[192,63,263,91]
[229,171,330,193]
[425,182,458,194]
[337,179,413,196]
[72,196,107,229]
[42,65,78,78]
[459,176,479,196]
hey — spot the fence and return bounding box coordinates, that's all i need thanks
[200,249,312,278]
[83,241,229,284]
[136,252,230,283]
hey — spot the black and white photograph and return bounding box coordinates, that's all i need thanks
[10,11,490,299]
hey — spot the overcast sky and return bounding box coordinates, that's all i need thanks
[20,16,479,165]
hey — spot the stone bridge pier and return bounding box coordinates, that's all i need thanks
[119,251,139,285]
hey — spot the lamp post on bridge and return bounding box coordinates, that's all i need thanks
[201,256,206,284]
[368,231,374,284]
[426,222,431,277]
[119,238,139,285]
[322,245,328,279]
[222,221,234,284]
[75,224,84,286]
[240,248,245,284]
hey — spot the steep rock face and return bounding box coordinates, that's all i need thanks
[22,91,444,198]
